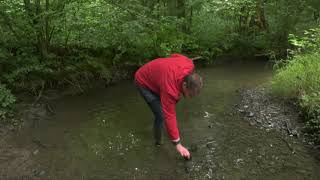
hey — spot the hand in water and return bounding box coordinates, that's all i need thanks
[176,144,191,159]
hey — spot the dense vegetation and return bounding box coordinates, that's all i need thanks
[272,27,320,145]
[0,0,319,143]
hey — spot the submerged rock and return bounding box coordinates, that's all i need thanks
[248,112,255,117]
[256,118,262,123]
[33,149,39,155]
[249,121,257,126]
[204,111,213,118]
[290,129,299,137]
[206,141,215,148]
[39,170,45,176]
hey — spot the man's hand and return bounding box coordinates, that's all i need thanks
[175,144,191,159]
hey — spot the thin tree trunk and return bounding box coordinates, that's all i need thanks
[34,0,47,58]
[23,0,48,57]
[255,0,268,32]
[45,0,50,51]
[176,0,185,18]
[167,0,176,16]
[188,5,193,33]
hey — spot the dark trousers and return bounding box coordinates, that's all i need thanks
[135,82,164,144]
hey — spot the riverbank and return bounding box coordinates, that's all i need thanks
[237,87,301,138]
[237,86,320,154]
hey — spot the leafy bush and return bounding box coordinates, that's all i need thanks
[304,117,320,145]
[0,84,16,122]
[289,27,320,53]
[271,52,320,97]
[2,55,56,93]
[272,53,320,144]
[1,53,113,94]
[113,16,187,62]
[271,26,320,145]
[301,92,320,144]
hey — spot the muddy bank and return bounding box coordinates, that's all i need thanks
[236,86,320,152]
[236,87,302,138]
[236,87,320,157]
[0,128,36,179]
[0,103,50,179]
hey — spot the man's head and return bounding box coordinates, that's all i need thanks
[182,72,203,98]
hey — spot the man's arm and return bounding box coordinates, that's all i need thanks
[160,92,191,159]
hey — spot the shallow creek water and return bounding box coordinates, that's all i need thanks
[12,61,320,179]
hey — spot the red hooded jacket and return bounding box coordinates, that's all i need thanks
[135,54,194,141]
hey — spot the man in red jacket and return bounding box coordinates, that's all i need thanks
[135,54,203,159]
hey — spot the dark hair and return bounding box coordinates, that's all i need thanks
[183,72,203,93]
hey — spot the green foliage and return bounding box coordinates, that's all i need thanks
[109,16,187,62]
[301,92,320,119]
[271,26,320,97]
[304,117,320,145]
[0,84,16,122]
[271,26,320,145]
[1,0,318,64]
[271,54,320,145]
[3,56,55,92]
[1,53,112,94]
[301,92,320,144]
[192,13,233,58]
[288,27,320,53]
[0,0,319,93]
[271,52,320,97]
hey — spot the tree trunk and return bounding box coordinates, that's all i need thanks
[176,0,185,18]
[167,0,176,16]
[23,0,48,58]
[45,0,51,52]
[188,5,193,33]
[166,0,186,31]
[35,0,48,58]
[166,0,185,18]
[255,0,268,32]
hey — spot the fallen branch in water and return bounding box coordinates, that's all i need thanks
[32,138,56,149]
[32,81,45,105]
[64,78,84,93]
[191,56,203,61]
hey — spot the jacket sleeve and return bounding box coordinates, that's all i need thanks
[160,92,180,142]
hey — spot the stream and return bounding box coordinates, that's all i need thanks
[10,61,320,180]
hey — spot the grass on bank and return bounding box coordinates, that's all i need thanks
[271,52,320,145]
